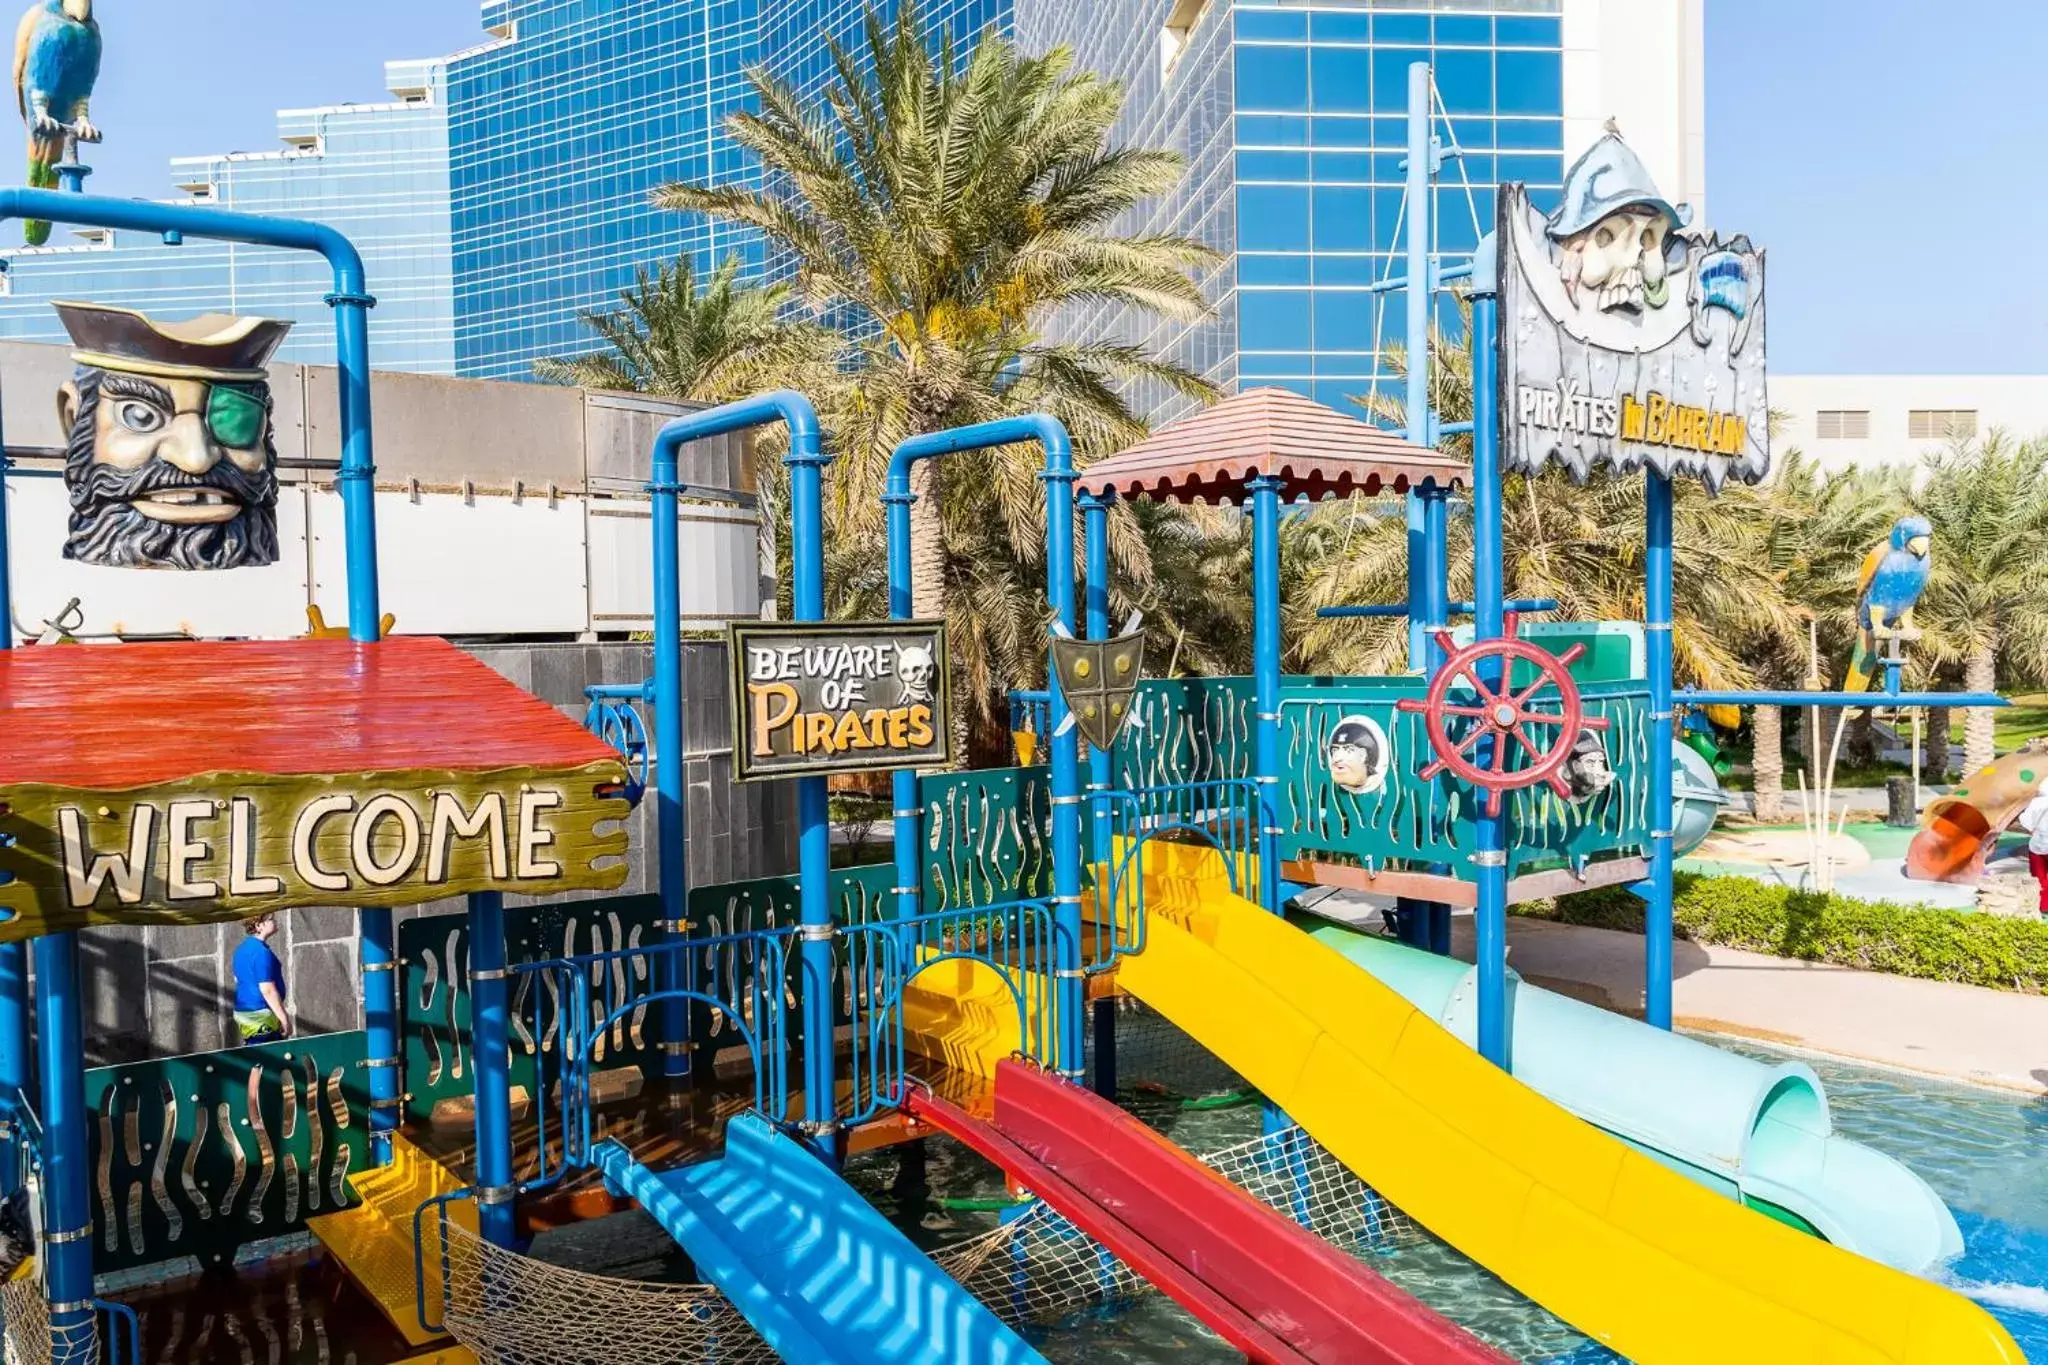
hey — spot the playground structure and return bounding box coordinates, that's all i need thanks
[0,63,2030,1365]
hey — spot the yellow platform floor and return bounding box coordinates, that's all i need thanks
[306,1132,476,1350]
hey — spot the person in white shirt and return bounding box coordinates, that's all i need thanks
[2017,780,2048,916]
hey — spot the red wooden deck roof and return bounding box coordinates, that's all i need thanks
[0,636,616,791]
[1074,387,1467,503]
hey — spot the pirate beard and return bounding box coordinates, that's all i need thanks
[64,372,281,570]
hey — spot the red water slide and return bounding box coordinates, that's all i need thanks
[901,1059,1509,1365]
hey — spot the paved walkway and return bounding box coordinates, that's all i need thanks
[1315,891,2048,1092]
[1483,916,2048,1092]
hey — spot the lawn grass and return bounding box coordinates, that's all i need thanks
[1949,694,2048,753]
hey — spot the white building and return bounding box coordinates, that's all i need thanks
[1770,375,2048,471]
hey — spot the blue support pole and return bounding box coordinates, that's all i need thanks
[1469,292,1509,1070]
[0,304,19,1194]
[646,393,828,1145]
[467,893,516,1246]
[33,933,91,1362]
[1645,472,1675,1031]
[1421,482,1454,955]
[1402,60,1434,673]
[889,417,1081,1076]
[359,914,398,1165]
[882,487,924,988]
[1248,476,1285,916]
[1080,492,1116,1098]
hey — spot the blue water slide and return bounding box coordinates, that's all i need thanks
[593,1114,1045,1365]
[1296,919,1963,1274]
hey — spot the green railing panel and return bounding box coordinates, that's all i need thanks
[919,767,1053,913]
[682,864,896,1060]
[400,893,662,1125]
[1112,677,1255,790]
[1281,677,1652,875]
[84,1030,369,1273]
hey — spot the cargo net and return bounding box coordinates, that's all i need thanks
[436,1003,1424,1362]
[0,1275,51,1365]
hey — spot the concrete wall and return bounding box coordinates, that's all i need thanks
[0,340,762,642]
[1563,0,1707,221]
[1771,374,2048,472]
[73,639,797,1067]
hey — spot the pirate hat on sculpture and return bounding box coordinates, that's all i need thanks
[1546,132,1691,241]
[52,301,293,382]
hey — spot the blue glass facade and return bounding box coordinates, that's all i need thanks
[445,0,761,382]
[1018,0,1568,420]
[0,0,1571,407]
[0,59,455,373]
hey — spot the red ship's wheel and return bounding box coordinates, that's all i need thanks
[1394,612,1610,819]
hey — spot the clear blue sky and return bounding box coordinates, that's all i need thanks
[59,1,2048,374]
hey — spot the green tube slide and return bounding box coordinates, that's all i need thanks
[1294,917,1963,1275]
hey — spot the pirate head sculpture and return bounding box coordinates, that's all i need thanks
[54,301,292,570]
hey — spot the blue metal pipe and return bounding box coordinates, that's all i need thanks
[887,415,1082,1076]
[1248,476,1285,917]
[1646,473,1676,1031]
[1080,491,1115,1097]
[33,933,91,1361]
[1680,688,2006,709]
[0,308,19,1193]
[1469,292,1509,1070]
[361,911,398,1164]
[1319,596,1559,621]
[1421,483,1454,956]
[467,892,515,1246]
[1402,60,1433,672]
[645,393,829,1149]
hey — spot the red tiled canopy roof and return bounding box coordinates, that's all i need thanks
[1075,387,1467,503]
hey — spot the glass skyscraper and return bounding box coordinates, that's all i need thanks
[0,59,455,373]
[1016,0,1569,421]
[0,0,1693,414]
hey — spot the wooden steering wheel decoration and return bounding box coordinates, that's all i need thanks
[1394,611,1609,818]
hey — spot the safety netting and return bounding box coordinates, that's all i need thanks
[436,1003,1427,1363]
[0,1275,52,1365]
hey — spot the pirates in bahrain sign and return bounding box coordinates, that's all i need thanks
[0,765,630,939]
[731,620,952,780]
[54,300,291,570]
[1049,619,1146,753]
[1496,128,1768,492]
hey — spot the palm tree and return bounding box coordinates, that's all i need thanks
[1910,435,2048,773]
[655,5,1220,739]
[1736,451,1897,819]
[534,255,836,401]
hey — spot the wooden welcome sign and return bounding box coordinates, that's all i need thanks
[731,620,952,780]
[0,638,631,940]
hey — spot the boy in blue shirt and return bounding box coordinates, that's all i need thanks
[232,914,289,1044]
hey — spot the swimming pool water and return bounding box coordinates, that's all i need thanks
[848,1041,2048,1363]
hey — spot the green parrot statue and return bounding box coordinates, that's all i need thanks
[13,0,101,246]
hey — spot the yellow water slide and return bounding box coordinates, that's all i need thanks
[1112,842,2021,1365]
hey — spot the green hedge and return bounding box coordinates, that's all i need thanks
[1530,872,2048,993]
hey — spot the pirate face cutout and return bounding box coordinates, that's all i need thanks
[1326,715,1389,796]
[51,301,291,571]
[1562,730,1616,802]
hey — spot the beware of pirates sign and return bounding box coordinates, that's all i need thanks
[1496,133,1768,492]
[731,620,952,780]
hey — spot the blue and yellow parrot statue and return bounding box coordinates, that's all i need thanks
[13,0,100,246]
[1843,515,1934,693]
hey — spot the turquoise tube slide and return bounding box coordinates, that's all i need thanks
[1295,915,1963,1275]
[594,1115,1045,1365]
